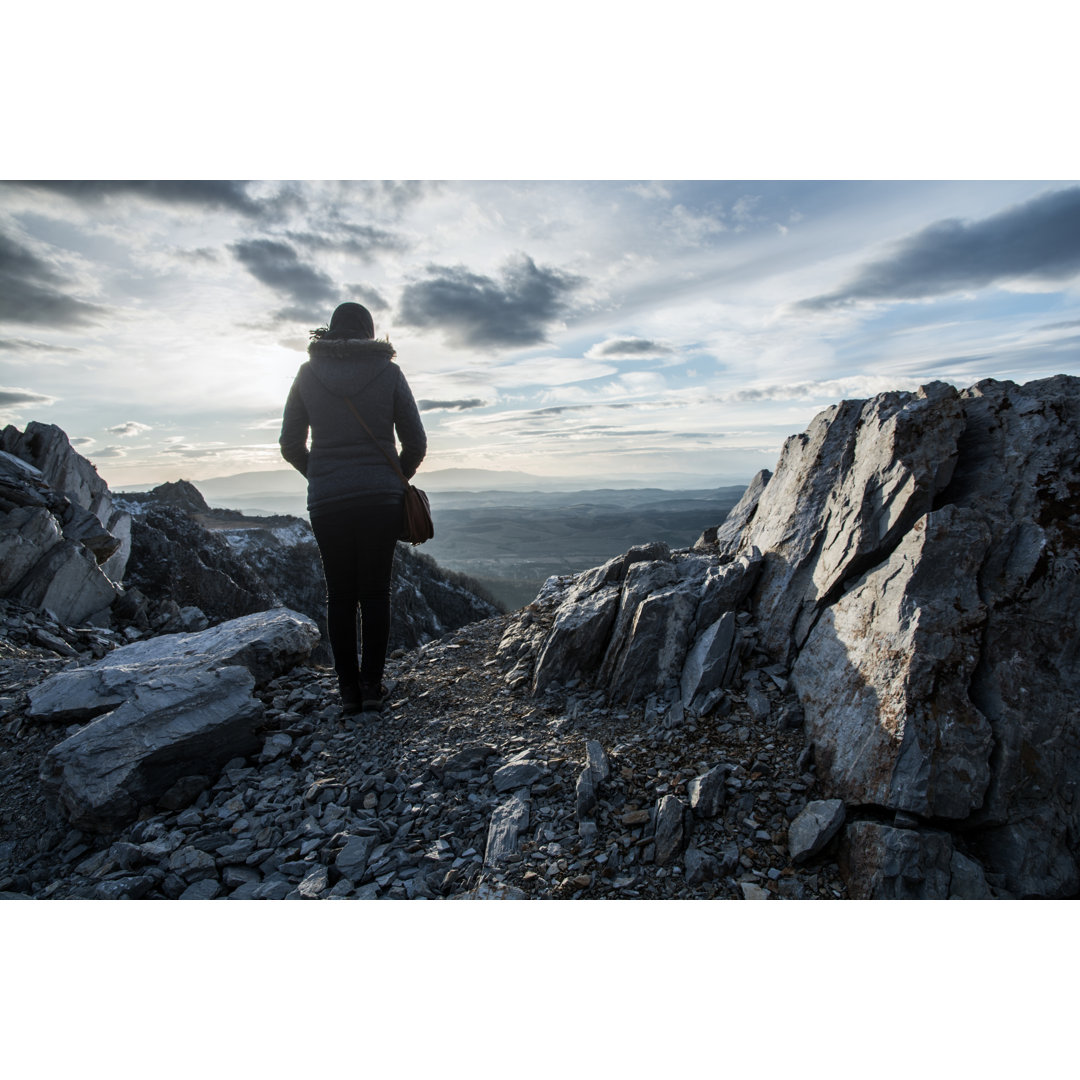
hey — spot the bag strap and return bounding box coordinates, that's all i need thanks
[342,396,410,489]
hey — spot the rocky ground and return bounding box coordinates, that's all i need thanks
[0,595,846,901]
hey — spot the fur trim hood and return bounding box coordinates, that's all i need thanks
[306,337,397,397]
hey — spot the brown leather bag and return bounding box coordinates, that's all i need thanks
[343,397,433,545]
[401,484,434,545]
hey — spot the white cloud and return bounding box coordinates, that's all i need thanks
[723,375,923,404]
[628,182,672,201]
[490,356,618,387]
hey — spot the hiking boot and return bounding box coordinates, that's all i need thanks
[360,682,388,713]
[339,679,363,717]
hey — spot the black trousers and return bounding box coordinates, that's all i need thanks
[309,500,401,689]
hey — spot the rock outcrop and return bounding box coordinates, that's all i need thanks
[120,482,502,655]
[495,376,1080,898]
[0,423,131,624]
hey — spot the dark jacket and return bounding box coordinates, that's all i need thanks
[279,337,427,514]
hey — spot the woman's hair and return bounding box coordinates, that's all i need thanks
[310,302,375,342]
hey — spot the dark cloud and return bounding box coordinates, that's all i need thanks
[287,222,407,259]
[161,445,228,459]
[106,421,152,437]
[373,180,431,211]
[5,180,274,218]
[230,239,336,307]
[343,284,391,313]
[0,229,106,327]
[273,305,330,326]
[0,387,55,407]
[417,398,487,411]
[1038,318,1080,331]
[397,255,584,349]
[176,247,221,264]
[592,338,673,357]
[0,337,80,353]
[530,403,634,416]
[799,186,1080,310]
[531,405,590,416]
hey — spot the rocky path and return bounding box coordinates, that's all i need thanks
[1,600,846,900]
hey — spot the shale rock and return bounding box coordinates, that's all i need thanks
[687,765,728,819]
[839,822,955,900]
[787,799,846,863]
[484,790,531,866]
[0,426,129,622]
[41,666,264,832]
[680,612,739,713]
[654,794,688,866]
[28,608,320,722]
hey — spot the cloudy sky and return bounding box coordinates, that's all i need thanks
[2,178,1078,488]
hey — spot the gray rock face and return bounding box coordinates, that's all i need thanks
[680,612,739,712]
[733,382,966,662]
[793,505,994,819]
[787,800,846,864]
[0,507,61,594]
[10,539,120,625]
[696,469,771,554]
[605,579,701,703]
[796,377,1080,894]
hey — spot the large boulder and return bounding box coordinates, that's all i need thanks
[0,506,62,594]
[32,608,319,831]
[41,666,264,833]
[28,607,320,722]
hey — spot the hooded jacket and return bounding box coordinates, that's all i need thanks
[279,337,427,514]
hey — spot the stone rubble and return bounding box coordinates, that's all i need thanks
[0,603,847,900]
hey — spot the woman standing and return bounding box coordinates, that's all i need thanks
[280,302,427,715]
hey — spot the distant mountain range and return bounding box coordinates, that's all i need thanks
[118,466,755,500]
